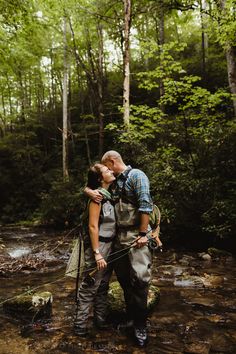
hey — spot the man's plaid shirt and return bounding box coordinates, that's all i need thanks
[114,165,153,214]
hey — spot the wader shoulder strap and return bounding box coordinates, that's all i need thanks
[119,168,138,206]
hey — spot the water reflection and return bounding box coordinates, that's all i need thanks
[8,246,31,258]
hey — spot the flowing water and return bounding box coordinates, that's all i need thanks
[0,227,236,354]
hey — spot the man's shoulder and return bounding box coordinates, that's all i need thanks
[129,168,148,180]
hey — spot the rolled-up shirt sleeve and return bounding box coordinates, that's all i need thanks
[129,170,153,214]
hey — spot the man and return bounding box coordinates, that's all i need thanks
[85,150,153,347]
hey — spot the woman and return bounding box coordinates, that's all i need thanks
[74,163,116,336]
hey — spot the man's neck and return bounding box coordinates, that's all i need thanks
[117,164,128,175]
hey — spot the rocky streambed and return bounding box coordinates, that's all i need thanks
[0,227,236,353]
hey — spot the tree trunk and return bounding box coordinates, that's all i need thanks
[123,0,131,126]
[1,93,6,136]
[97,22,104,157]
[218,0,236,118]
[200,0,208,83]
[18,71,26,124]
[63,16,69,181]
[158,0,165,112]
[226,46,236,117]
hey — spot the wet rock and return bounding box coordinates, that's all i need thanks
[158,265,191,277]
[210,332,236,353]
[200,274,224,288]
[0,251,64,276]
[207,248,232,258]
[174,276,204,287]
[198,253,212,261]
[3,291,53,321]
[108,281,160,314]
[179,255,195,266]
[184,342,210,354]
[182,292,216,308]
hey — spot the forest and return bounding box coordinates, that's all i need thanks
[0,0,235,251]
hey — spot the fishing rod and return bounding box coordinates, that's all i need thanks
[0,234,162,307]
[80,235,162,288]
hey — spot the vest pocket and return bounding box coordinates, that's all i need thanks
[115,202,139,227]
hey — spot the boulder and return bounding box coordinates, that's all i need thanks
[198,253,212,261]
[108,281,160,314]
[207,248,232,258]
[3,291,52,321]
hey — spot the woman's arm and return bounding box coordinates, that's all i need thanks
[88,201,107,270]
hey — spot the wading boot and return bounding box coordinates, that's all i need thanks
[94,318,110,330]
[117,320,134,331]
[73,325,88,337]
[134,327,148,347]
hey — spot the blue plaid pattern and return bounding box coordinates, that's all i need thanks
[115,166,153,214]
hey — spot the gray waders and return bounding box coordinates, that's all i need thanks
[74,199,115,329]
[74,241,113,328]
[114,200,152,327]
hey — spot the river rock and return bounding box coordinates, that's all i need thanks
[207,248,232,258]
[184,342,210,354]
[174,275,204,287]
[179,255,195,266]
[107,281,160,314]
[200,274,224,287]
[198,253,212,261]
[3,291,53,321]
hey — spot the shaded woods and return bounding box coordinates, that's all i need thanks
[0,0,235,251]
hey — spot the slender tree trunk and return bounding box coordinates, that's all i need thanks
[226,46,236,117]
[97,22,104,157]
[218,0,236,118]
[123,0,131,126]
[18,71,26,124]
[1,93,6,135]
[68,67,75,154]
[158,0,165,111]
[6,75,13,115]
[200,0,208,83]
[63,16,69,181]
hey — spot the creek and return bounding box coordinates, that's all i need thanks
[0,227,236,354]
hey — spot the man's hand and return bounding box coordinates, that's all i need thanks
[134,235,148,249]
[92,190,103,203]
[85,187,103,203]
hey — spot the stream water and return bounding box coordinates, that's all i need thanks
[0,227,236,354]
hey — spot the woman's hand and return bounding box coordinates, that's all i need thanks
[95,253,107,270]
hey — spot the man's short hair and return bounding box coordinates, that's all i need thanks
[101,150,122,163]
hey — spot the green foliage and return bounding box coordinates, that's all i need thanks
[111,41,235,247]
[39,179,85,228]
[0,130,46,223]
[210,0,236,48]
[0,0,235,251]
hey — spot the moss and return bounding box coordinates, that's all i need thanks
[108,281,160,314]
[3,291,52,320]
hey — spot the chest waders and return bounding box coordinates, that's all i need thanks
[74,194,116,331]
[113,170,153,327]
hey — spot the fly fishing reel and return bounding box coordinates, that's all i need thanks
[147,235,163,252]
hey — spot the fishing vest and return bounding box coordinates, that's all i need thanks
[114,168,140,229]
[99,199,116,240]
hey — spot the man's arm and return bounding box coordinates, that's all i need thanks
[135,213,150,248]
[129,170,153,248]
[84,186,103,203]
